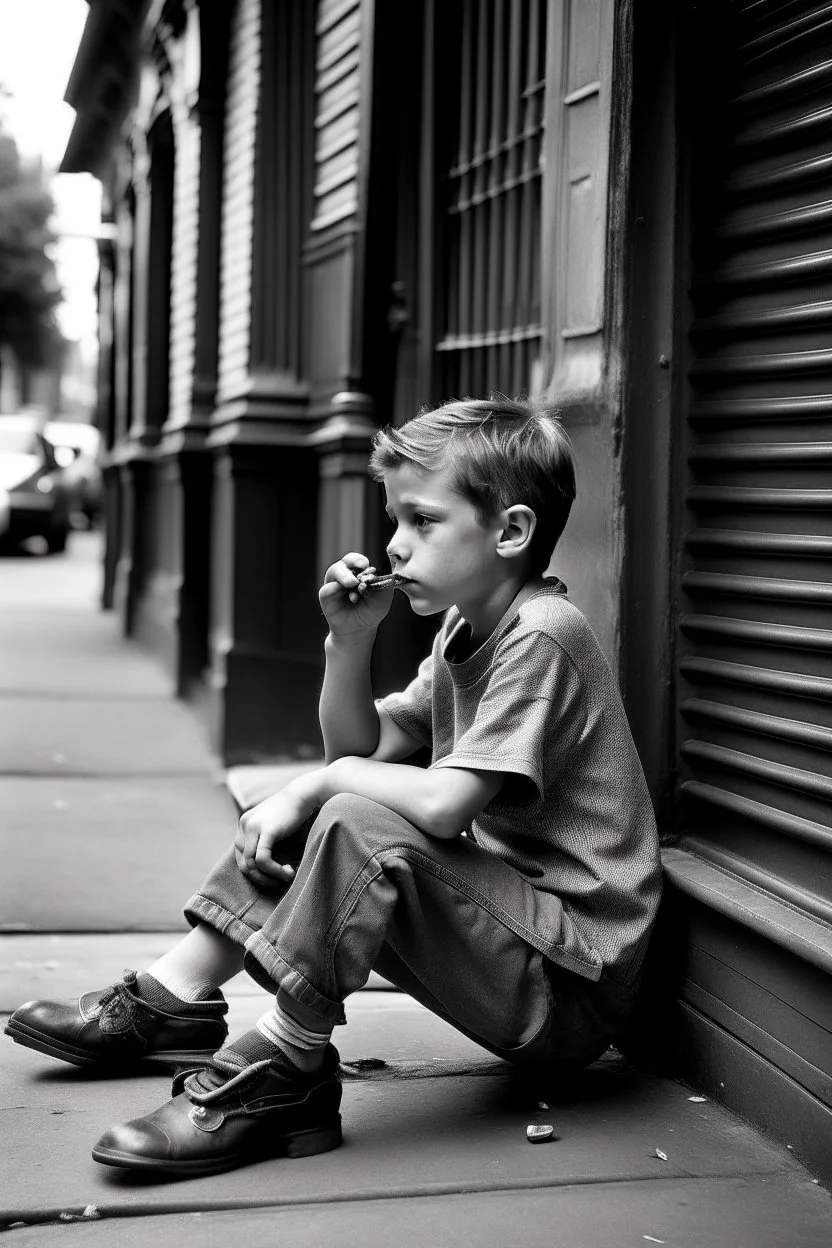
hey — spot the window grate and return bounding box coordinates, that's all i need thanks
[436,0,547,400]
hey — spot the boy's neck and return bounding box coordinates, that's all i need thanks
[457,573,540,652]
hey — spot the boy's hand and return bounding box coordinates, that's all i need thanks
[319,552,396,640]
[235,785,315,889]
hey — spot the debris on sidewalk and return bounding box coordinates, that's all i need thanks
[654,1147,669,1161]
[526,1123,555,1142]
[338,1056,506,1080]
[59,1206,101,1223]
[341,1057,388,1073]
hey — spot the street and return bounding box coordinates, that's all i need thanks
[1,533,831,1245]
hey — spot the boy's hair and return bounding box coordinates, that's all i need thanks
[369,395,576,576]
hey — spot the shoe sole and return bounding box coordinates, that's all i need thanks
[4,1018,219,1071]
[91,1119,343,1176]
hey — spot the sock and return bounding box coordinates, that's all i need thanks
[135,972,196,1012]
[211,1006,333,1079]
[257,1002,332,1053]
[214,1025,282,1074]
[254,1001,333,1073]
[143,923,244,1003]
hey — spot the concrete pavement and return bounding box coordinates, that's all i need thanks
[1,531,830,1245]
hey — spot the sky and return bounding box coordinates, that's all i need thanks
[0,0,101,346]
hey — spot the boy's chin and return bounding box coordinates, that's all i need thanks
[405,591,446,617]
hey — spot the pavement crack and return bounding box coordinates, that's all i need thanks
[0,1171,798,1234]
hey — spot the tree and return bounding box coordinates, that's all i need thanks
[0,119,63,378]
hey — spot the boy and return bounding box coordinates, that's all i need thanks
[6,397,662,1177]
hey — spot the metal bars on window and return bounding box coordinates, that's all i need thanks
[437,0,547,400]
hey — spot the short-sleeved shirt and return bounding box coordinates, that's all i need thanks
[378,578,662,986]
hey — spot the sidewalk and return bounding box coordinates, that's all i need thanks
[1,533,830,1246]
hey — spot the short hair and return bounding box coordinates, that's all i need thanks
[369,395,576,576]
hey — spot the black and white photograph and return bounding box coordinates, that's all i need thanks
[1,1,830,1244]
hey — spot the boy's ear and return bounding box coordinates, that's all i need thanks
[496,505,536,560]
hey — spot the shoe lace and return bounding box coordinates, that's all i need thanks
[175,1042,341,1104]
[178,1057,274,1106]
[93,972,148,1038]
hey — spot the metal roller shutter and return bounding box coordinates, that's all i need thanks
[668,0,832,1153]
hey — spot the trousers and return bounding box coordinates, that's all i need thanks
[185,793,634,1069]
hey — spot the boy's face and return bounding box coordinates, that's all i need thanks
[383,463,506,617]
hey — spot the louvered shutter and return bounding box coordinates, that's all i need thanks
[667,0,832,1144]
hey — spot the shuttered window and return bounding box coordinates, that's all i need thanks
[435,0,547,399]
[312,0,361,232]
[676,0,832,1004]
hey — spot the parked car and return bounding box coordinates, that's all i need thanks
[45,420,103,527]
[0,414,73,553]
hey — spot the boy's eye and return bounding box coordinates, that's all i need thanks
[414,514,434,529]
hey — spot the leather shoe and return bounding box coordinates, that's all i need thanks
[92,1044,342,1176]
[4,970,228,1070]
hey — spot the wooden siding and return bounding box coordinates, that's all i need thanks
[312,0,362,232]
[216,0,261,404]
[169,116,201,426]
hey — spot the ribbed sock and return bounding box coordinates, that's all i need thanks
[250,1002,333,1074]
[135,972,197,1012]
[143,923,244,1003]
[213,1026,283,1075]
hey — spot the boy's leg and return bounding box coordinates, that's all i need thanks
[240,793,631,1069]
[3,846,285,1070]
[91,794,632,1176]
[142,922,245,1002]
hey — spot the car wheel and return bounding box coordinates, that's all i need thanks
[45,525,69,554]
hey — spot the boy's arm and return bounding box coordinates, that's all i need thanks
[309,757,503,838]
[237,759,503,884]
[319,632,380,762]
[241,758,503,882]
[318,552,423,763]
[320,636,424,763]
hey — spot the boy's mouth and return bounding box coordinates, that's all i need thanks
[362,572,410,592]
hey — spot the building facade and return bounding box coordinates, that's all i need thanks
[62,0,832,1184]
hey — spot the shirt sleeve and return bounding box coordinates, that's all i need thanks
[376,651,434,748]
[430,629,585,803]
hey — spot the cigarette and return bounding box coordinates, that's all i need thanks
[361,573,407,591]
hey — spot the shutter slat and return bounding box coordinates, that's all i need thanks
[682,781,832,852]
[681,613,832,651]
[675,0,832,1151]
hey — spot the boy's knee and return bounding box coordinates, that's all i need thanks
[311,792,424,851]
[315,791,392,829]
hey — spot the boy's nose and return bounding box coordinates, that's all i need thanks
[386,534,406,564]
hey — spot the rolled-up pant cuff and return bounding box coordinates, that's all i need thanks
[243,935,347,1026]
[185,892,347,1027]
[185,892,262,949]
